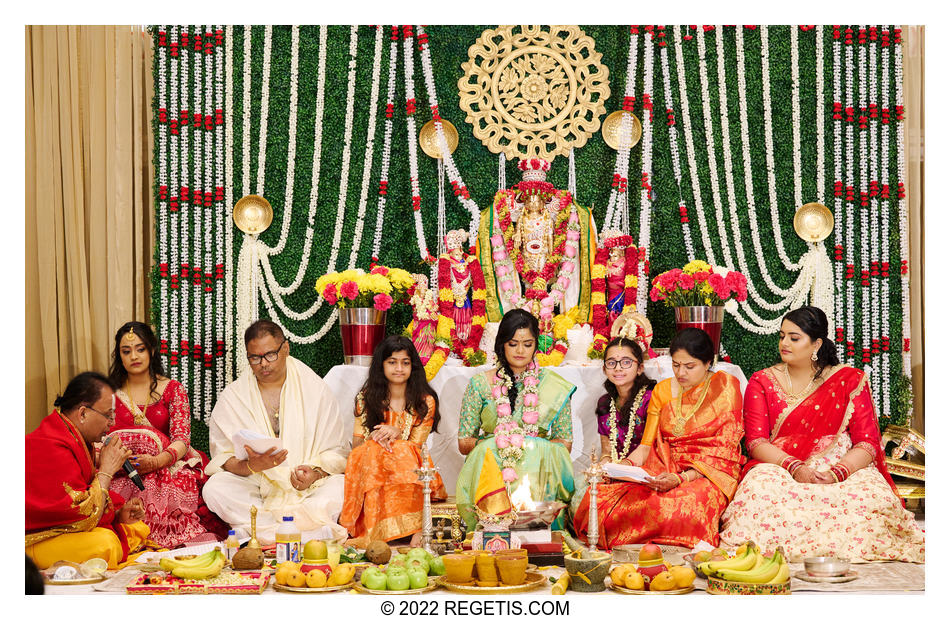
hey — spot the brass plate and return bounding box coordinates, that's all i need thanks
[602,110,642,150]
[352,576,439,595]
[437,571,546,594]
[608,580,694,595]
[419,119,459,159]
[794,570,858,584]
[232,194,274,235]
[272,580,355,593]
[793,202,834,243]
[43,575,106,586]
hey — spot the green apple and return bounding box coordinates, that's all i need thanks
[427,556,445,576]
[361,567,387,590]
[386,568,411,591]
[388,553,407,568]
[407,567,428,590]
[303,539,327,561]
[406,548,428,561]
[406,557,429,574]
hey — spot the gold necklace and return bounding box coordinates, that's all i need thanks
[671,374,712,436]
[608,387,647,462]
[782,363,816,402]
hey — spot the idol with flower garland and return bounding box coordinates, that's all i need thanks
[476,159,598,325]
[589,230,642,356]
[436,230,488,367]
[455,309,575,531]
[407,273,438,364]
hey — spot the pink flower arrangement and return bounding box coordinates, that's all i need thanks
[340,281,360,300]
[650,260,748,307]
[323,283,338,306]
[373,293,393,311]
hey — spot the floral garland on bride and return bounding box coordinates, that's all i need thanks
[491,362,542,482]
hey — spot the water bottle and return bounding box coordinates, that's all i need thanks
[224,529,240,562]
[275,516,301,563]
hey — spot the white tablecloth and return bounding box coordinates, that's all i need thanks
[322,357,746,494]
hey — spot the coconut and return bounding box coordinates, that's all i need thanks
[365,540,392,565]
[231,546,264,570]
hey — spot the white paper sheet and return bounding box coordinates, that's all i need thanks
[602,462,654,484]
[231,429,283,460]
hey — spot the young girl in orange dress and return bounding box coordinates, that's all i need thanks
[340,336,446,546]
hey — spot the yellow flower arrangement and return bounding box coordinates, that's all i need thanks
[624,274,639,289]
[536,349,566,367]
[682,259,712,275]
[362,273,393,295]
[591,264,607,279]
[388,267,415,291]
[551,312,576,341]
[436,315,455,339]
[424,348,448,381]
[591,291,606,306]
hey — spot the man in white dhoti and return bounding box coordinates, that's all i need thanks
[203,320,349,543]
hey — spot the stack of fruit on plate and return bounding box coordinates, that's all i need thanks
[698,543,791,594]
[360,548,445,592]
[609,543,696,592]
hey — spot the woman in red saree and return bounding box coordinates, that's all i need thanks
[107,322,227,548]
[720,307,924,561]
[573,328,744,549]
[340,336,446,546]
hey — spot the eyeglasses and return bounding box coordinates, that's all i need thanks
[247,338,286,365]
[85,404,115,422]
[604,358,637,369]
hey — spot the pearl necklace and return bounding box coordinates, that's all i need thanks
[608,386,647,462]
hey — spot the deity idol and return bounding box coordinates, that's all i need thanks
[476,158,598,322]
[408,273,438,364]
[436,230,487,364]
[590,230,643,351]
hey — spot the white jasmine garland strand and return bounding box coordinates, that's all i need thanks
[845,32,855,360]
[498,152,506,193]
[760,26,804,270]
[241,25,252,198]
[832,26,845,360]
[673,27,719,267]
[258,25,328,300]
[193,26,204,416]
[259,25,349,325]
[371,31,398,261]
[716,26,801,313]
[262,26,301,257]
[180,26,190,392]
[658,40,695,260]
[169,26,179,383]
[417,26,482,241]
[255,25,273,196]
[225,24,235,382]
[256,259,338,344]
[204,26,216,419]
[895,26,912,425]
[880,25,892,421]
[816,27,826,203]
[403,30,430,261]
[858,28,870,374]
[735,27,803,300]
[791,26,803,207]
[868,26,879,396]
[346,25,385,269]
[603,27,638,232]
[635,31,654,311]
[158,25,169,357]
[216,24,227,394]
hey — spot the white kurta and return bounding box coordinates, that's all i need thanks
[203,356,350,543]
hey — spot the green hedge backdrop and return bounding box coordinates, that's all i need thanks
[149,26,909,453]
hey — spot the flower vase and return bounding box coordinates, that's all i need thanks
[339,307,387,366]
[672,305,724,355]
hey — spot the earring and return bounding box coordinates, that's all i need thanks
[811,350,819,362]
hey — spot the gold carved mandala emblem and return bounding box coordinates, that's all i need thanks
[459,25,610,161]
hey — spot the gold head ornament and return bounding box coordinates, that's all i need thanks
[124,326,137,342]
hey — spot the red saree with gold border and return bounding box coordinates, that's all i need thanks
[573,371,744,549]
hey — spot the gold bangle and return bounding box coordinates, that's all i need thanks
[246,461,258,475]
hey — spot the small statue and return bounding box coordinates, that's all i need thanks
[513,192,555,275]
[590,230,642,352]
[409,274,438,364]
[436,230,487,364]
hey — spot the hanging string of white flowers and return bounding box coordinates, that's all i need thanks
[879,25,892,422]
[635,29,655,312]
[192,25,204,415]
[403,28,430,261]
[179,25,191,394]
[832,26,845,360]
[603,27,638,232]
[347,25,385,270]
[371,29,399,263]
[845,30,856,363]
[894,26,913,423]
[224,24,236,382]
[658,35,694,260]
[158,24,169,368]
[255,25,273,197]
[791,26,804,208]
[169,26,180,384]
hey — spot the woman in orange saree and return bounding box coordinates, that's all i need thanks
[573,328,743,549]
[340,337,446,546]
[720,307,924,561]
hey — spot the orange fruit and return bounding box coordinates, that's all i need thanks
[623,570,645,590]
[649,571,677,591]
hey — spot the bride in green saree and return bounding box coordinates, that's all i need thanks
[455,309,576,530]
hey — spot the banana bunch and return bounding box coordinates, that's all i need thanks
[159,548,227,580]
[698,544,789,585]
